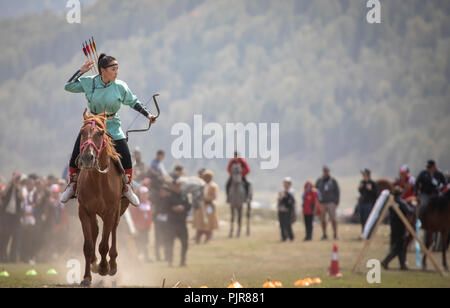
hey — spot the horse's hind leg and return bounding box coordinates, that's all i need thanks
[442,231,448,271]
[422,231,433,271]
[108,217,119,276]
[98,219,113,276]
[79,208,94,287]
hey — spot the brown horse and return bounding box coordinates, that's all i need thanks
[76,110,129,287]
[420,189,450,271]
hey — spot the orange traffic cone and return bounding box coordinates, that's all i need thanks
[329,243,342,277]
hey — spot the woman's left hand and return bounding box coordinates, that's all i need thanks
[147,114,157,124]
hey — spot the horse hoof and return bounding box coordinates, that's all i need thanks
[98,265,110,276]
[109,268,117,276]
[80,279,91,287]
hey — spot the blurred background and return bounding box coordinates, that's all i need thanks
[0,0,449,191]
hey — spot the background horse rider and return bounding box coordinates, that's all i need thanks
[226,151,251,203]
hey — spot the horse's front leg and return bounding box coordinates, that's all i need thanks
[108,216,119,276]
[79,207,94,287]
[229,206,234,238]
[98,218,113,276]
[90,216,99,274]
[246,201,251,237]
[236,205,242,238]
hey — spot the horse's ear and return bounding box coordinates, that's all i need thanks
[83,108,89,120]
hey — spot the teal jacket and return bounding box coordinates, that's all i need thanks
[65,74,141,140]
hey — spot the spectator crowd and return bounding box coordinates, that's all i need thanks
[0,148,220,268]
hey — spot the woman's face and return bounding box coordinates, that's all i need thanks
[101,60,119,82]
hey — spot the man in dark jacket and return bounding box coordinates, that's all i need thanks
[381,187,416,270]
[166,185,191,267]
[0,173,24,262]
[315,166,340,240]
[415,160,447,212]
[358,169,378,232]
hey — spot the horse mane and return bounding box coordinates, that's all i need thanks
[83,113,121,162]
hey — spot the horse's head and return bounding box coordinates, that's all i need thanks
[231,163,242,183]
[78,109,108,170]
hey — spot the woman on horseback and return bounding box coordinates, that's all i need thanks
[61,54,156,206]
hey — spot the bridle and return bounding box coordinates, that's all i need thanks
[80,120,106,159]
[77,120,110,173]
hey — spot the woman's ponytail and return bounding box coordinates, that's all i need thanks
[97,53,116,74]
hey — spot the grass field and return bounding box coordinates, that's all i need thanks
[0,206,449,288]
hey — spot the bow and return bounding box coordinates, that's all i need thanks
[126,94,161,141]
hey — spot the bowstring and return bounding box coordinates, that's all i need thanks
[125,97,153,133]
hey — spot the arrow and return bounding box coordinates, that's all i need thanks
[82,42,95,74]
[85,40,97,74]
[91,36,100,65]
[89,38,98,73]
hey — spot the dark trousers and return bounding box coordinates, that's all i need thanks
[278,211,294,241]
[0,213,22,262]
[166,223,188,266]
[359,202,373,232]
[153,220,168,261]
[383,227,407,268]
[69,132,133,169]
[304,214,313,240]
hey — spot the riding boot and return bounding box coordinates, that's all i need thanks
[123,169,140,206]
[60,167,79,203]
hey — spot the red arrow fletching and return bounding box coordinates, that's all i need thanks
[85,41,91,54]
[82,44,87,56]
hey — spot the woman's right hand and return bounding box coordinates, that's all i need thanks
[80,60,94,74]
